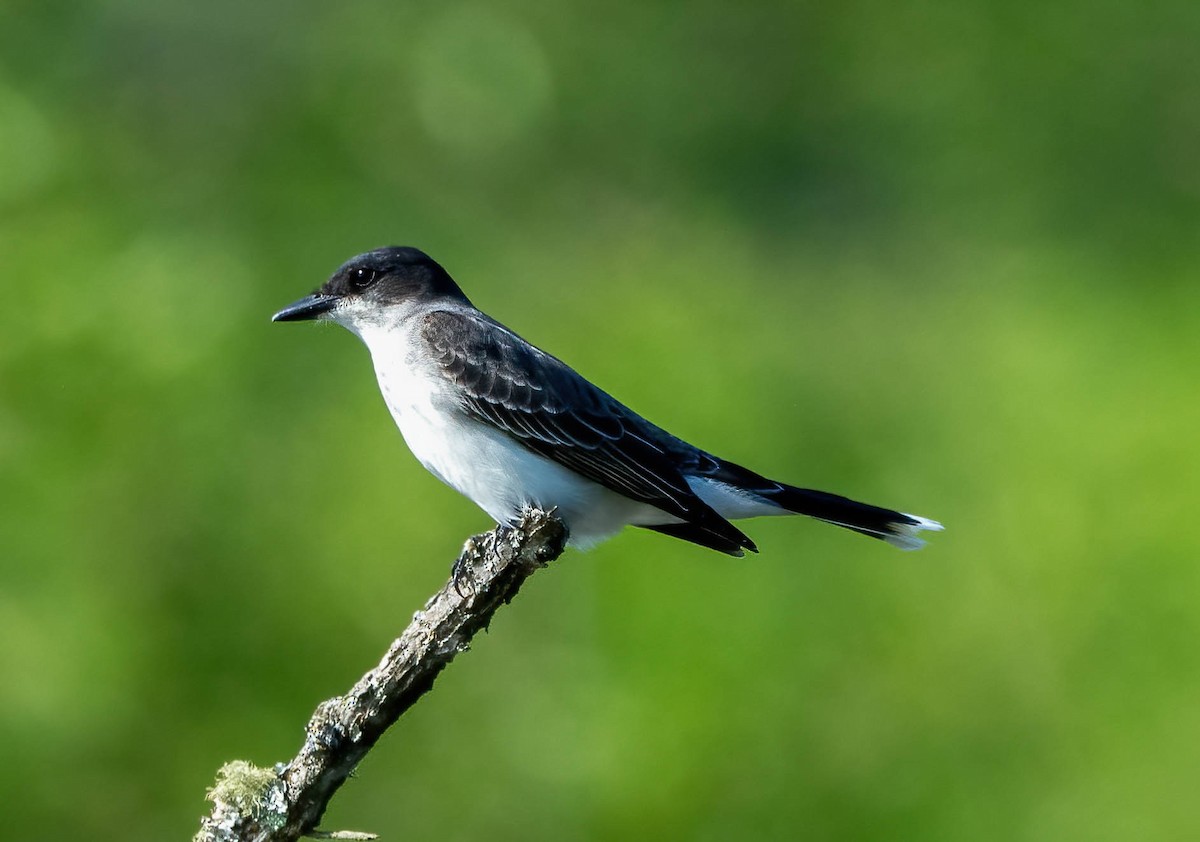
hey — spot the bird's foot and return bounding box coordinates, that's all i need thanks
[450,536,482,598]
[531,522,567,565]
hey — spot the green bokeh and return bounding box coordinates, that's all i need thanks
[2,2,1198,839]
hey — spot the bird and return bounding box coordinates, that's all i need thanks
[272,246,942,557]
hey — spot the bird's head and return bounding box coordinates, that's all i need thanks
[272,246,469,331]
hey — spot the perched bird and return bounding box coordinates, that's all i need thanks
[273,247,942,556]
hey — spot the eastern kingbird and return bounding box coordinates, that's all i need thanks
[273,247,942,556]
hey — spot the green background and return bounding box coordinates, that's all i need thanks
[2,1,1198,839]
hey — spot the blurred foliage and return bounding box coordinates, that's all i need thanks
[1,1,1198,839]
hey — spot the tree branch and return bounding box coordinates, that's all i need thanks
[195,509,568,842]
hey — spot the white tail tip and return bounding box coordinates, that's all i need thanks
[885,513,944,551]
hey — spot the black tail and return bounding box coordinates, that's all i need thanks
[692,456,943,550]
[761,485,941,550]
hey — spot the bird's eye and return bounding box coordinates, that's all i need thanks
[350,267,379,290]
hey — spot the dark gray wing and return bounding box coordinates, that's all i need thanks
[420,309,755,555]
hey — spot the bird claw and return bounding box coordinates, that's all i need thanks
[532,525,567,564]
[450,518,562,598]
[450,537,480,598]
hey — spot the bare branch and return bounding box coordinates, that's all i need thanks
[196,509,568,842]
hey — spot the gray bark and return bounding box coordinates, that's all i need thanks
[195,509,567,842]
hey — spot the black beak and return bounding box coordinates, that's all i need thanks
[272,294,339,322]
